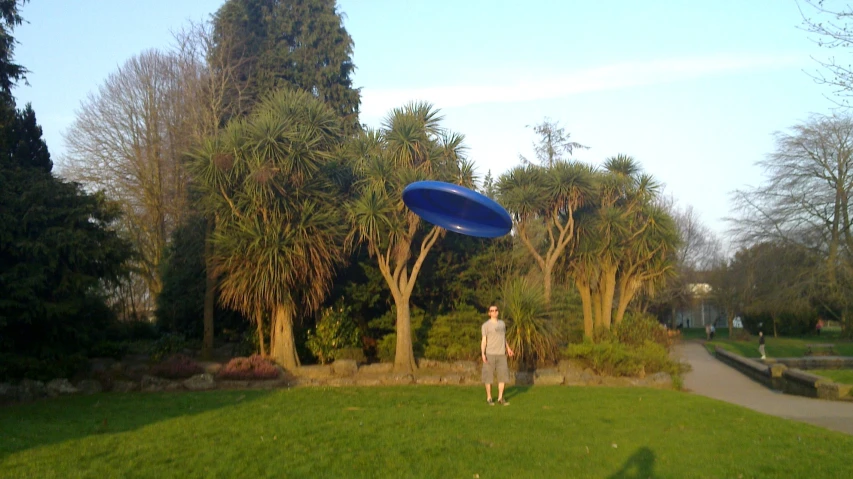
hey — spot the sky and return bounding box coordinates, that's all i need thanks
[10,0,839,243]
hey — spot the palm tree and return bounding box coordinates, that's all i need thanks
[497,160,595,305]
[347,102,472,374]
[560,155,679,337]
[188,89,347,370]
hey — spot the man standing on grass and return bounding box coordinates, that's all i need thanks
[482,305,514,406]
[758,331,766,360]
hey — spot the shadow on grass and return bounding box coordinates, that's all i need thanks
[504,385,531,400]
[607,447,656,479]
[0,388,273,460]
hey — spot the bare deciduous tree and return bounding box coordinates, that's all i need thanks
[62,50,193,314]
[730,113,853,334]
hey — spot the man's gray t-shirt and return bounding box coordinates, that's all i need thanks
[481,319,507,355]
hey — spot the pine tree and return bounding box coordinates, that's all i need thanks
[0,1,134,380]
[213,0,360,132]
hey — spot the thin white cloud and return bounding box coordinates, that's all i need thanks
[360,52,806,116]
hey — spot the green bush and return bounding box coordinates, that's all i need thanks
[564,339,683,377]
[334,347,367,363]
[149,333,188,363]
[424,305,482,361]
[377,333,396,363]
[306,303,361,364]
[0,353,88,382]
[371,307,429,363]
[88,341,128,360]
[613,312,670,349]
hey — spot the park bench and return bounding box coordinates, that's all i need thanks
[805,343,836,356]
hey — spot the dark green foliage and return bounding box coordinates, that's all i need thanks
[148,334,188,363]
[414,233,513,315]
[0,2,134,381]
[373,307,428,363]
[376,333,396,363]
[424,304,482,361]
[305,301,361,364]
[213,0,360,131]
[0,112,134,381]
[741,310,818,337]
[155,215,246,340]
[150,354,203,380]
[0,0,27,104]
[88,341,128,360]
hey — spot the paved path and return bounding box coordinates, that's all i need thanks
[674,341,853,435]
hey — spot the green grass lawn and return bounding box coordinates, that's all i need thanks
[812,369,853,385]
[707,336,853,358]
[1,387,851,478]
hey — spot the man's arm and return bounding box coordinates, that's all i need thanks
[481,335,488,363]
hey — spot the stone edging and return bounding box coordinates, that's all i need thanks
[713,346,853,401]
[1,359,675,406]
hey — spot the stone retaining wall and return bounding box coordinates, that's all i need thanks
[1,358,674,406]
[714,346,852,401]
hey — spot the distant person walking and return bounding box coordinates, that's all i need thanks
[710,324,716,340]
[816,319,824,336]
[705,324,711,340]
[758,331,766,360]
[481,305,514,406]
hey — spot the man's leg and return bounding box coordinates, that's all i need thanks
[485,384,492,401]
[498,382,505,400]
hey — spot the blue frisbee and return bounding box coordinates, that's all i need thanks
[402,181,513,238]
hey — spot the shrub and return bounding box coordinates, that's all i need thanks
[377,334,396,363]
[424,305,482,361]
[564,339,684,377]
[306,303,361,364]
[613,312,670,349]
[88,341,128,360]
[503,277,559,365]
[217,355,279,380]
[149,333,187,362]
[334,347,366,363]
[370,307,429,363]
[150,354,203,379]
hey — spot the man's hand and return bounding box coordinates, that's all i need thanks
[507,347,515,358]
[482,353,488,363]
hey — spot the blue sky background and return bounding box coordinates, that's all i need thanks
[11,0,838,243]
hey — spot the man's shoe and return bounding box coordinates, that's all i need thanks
[487,398,494,406]
[498,398,509,406]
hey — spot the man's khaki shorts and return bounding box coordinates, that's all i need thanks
[482,354,509,384]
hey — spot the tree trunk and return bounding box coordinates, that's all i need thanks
[255,310,266,357]
[600,265,617,330]
[270,305,299,370]
[394,300,417,374]
[592,292,603,332]
[201,219,216,360]
[772,313,778,338]
[613,281,637,326]
[727,312,734,339]
[543,263,553,306]
[576,280,594,339]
